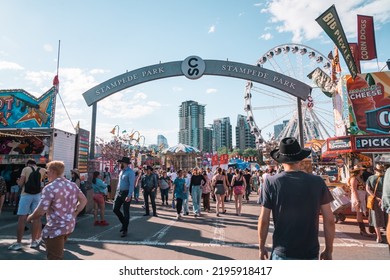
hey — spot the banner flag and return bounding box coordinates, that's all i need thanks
[333,46,342,74]
[316,5,359,78]
[349,43,361,74]
[220,154,229,164]
[357,15,377,60]
[211,154,219,166]
[307,67,336,97]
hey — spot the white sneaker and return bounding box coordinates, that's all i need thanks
[8,242,22,251]
[30,240,41,249]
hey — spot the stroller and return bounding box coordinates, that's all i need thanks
[328,185,351,223]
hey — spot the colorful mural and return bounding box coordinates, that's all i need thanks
[0,87,56,129]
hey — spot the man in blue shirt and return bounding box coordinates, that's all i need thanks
[113,156,135,237]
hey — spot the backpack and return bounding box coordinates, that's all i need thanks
[24,167,42,194]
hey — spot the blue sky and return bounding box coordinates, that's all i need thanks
[1,0,390,147]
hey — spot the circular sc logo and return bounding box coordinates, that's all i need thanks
[181,56,205,80]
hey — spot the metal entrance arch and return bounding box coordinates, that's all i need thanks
[82,56,312,158]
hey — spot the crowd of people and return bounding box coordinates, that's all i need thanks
[1,136,390,260]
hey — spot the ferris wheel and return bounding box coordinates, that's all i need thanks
[244,43,336,150]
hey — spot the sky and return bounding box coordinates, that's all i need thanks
[1,0,390,148]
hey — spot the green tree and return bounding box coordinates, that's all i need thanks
[242,148,258,158]
[230,148,242,157]
[217,146,229,155]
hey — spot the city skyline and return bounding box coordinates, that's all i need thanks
[1,1,389,147]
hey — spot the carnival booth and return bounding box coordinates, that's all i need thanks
[317,71,390,220]
[329,70,390,175]
[162,143,201,171]
[0,87,90,183]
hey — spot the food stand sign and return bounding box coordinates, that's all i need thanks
[354,135,390,152]
[328,136,352,152]
[343,71,390,135]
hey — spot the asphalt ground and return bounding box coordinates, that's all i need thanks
[0,191,389,260]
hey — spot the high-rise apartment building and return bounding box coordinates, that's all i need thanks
[212,117,232,152]
[274,120,289,139]
[203,126,213,153]
[235,114,256,150]
[157,134,169,149]
[178,100,205,151]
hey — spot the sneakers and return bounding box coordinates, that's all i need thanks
[30,240,41,249]
[8,242,22,251]
[94,221,100,226]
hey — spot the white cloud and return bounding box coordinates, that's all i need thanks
[43,44,53,52]
[90,69,108,75]
[261,0,390,42]
[133,92,147,100]
[98,89,161,121]
[172,86,183,92]
[260,33,273,40]
[360,60,388,72]
[208,25,216,33]
[254,3,263,7]
[206,88,218,94]
[0,61,24,70]
[25,70,53,87]
[147,101,161,107]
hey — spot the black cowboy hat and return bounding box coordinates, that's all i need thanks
[270,137,311,163]
[145,165,153,171]
[117,156,131,164]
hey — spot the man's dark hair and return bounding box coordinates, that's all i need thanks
[26,159,36,165]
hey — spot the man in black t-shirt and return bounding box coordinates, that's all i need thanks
[226,168,234,201]
[258,137,335,260]
[243,169,251,202]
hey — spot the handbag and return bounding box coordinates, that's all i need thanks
[367,176,380,210]
[172,199,176,209]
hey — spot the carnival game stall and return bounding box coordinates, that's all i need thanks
[0,87,57,186]
[0,87,88,181]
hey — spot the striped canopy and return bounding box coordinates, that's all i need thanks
[164,143,200,154]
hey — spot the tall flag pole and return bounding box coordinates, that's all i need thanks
[54,40,75,131]
[53,40,60,92]
[51,40,61,128]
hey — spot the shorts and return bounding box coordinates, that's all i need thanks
[17,193,41,215]
[233,186,245,195]
[93,193,105,205]
[11,185,19,193]
[351,190,367,213]
[214,184,225,195]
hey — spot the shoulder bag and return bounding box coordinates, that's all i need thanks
[367,177,380,210]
